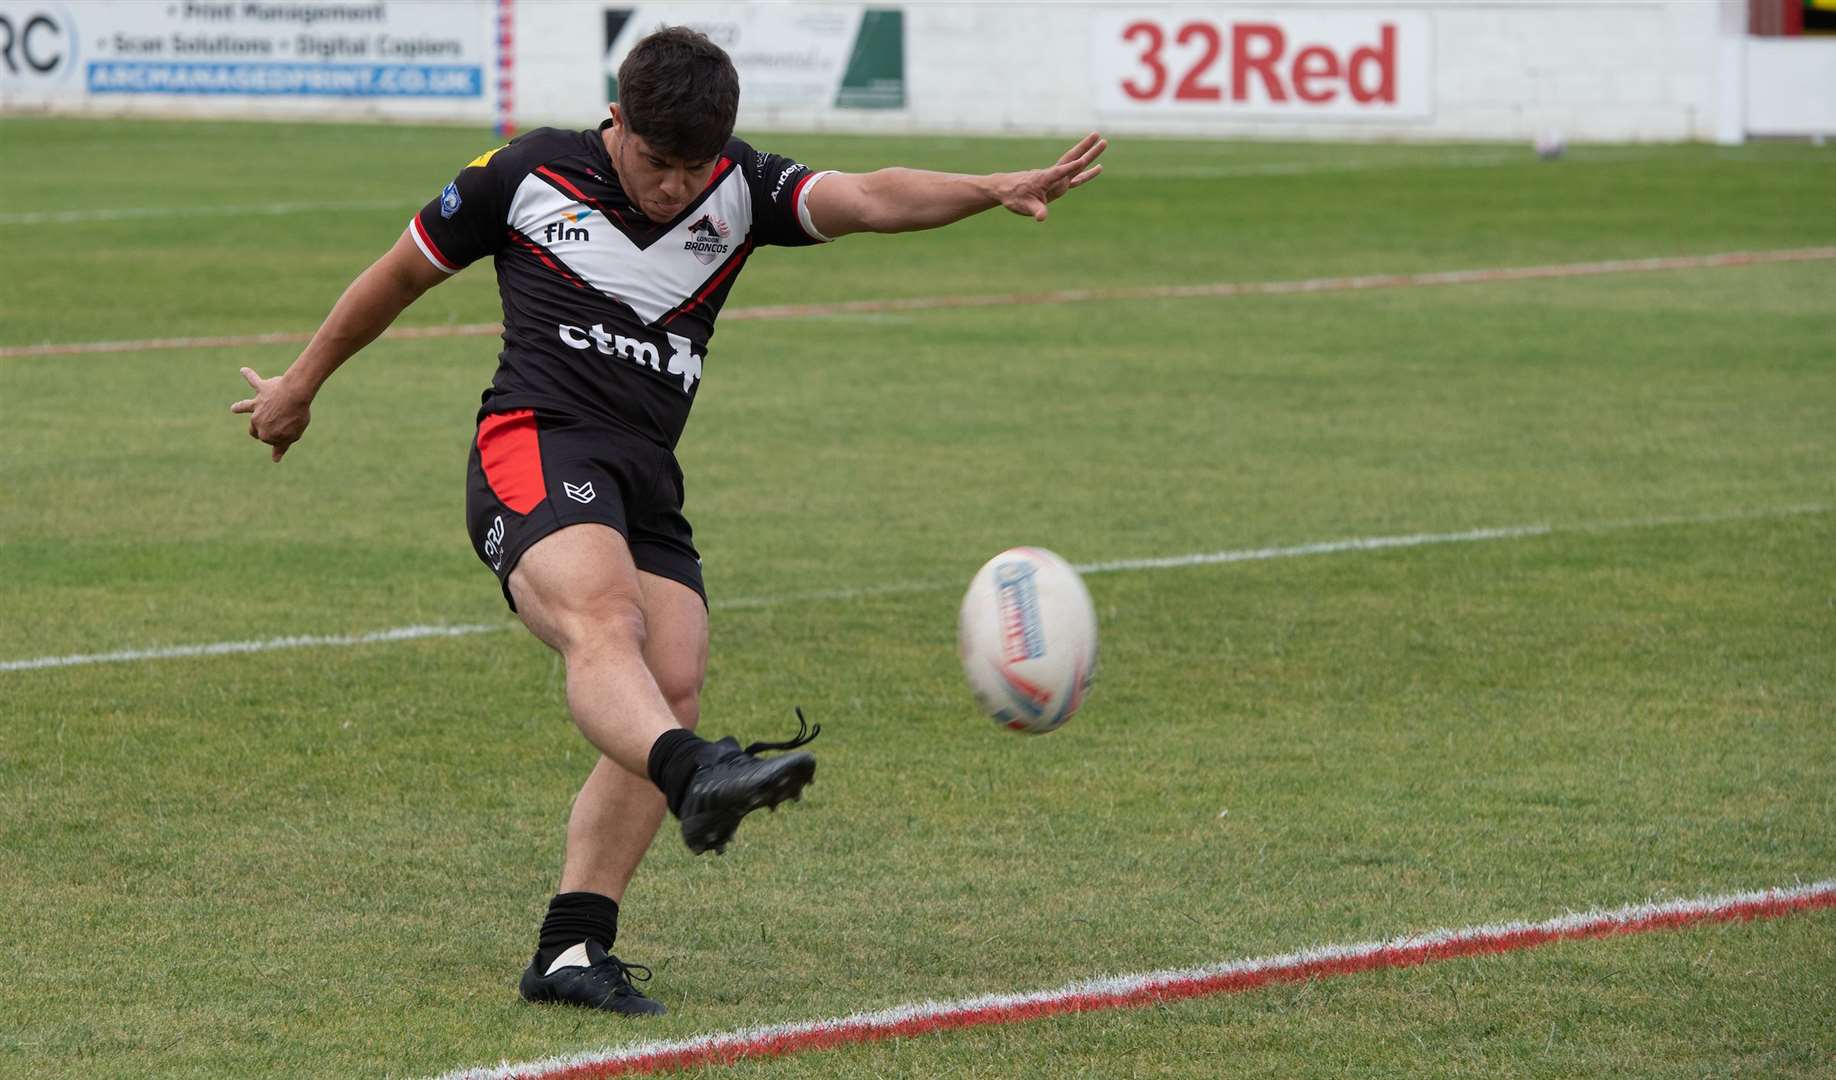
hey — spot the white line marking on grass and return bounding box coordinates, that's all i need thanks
[715,504,1830,608]
[428,878,1836,1079]
[707,526,1554,610]
[0,623,507,673]
[4,504,1826,675]
[1073,524,1552,574]
[0,199,417,226]
[0,321,504,360]
[4,247,1832,359]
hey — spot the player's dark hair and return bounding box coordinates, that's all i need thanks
[618,26,740,162]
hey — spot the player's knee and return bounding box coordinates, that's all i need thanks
[558,594,650,660]
[658,680,700,730]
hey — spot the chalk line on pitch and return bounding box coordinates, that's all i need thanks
[427,878,1836,1079]
[3,503,1826,674]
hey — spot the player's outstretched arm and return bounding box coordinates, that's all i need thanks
[231,229,450,462]
[806,132,1106,238]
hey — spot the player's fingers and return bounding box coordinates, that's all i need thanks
[1051,142,1106,182]
[230,398,255,414]
[1054,132,1100,166]
[240,366,264,390]
[272,444,286,462]
[1068,164,1104,189]
[1071,138,1108,172]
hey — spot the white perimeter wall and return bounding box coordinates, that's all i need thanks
[514,0,1743,143]
[4,1,1827,142]
[1743,38,1836,136]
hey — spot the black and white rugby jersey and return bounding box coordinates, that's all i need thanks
[410,122,832,449]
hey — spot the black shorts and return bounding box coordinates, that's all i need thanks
[465,408,705,610]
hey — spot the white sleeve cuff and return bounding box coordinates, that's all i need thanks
[796,170,838,243]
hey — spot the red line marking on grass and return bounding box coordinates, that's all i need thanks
[5,247,1833,360]
[433,879,1835,1079]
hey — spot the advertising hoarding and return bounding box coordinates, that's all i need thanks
[0,0,494,118]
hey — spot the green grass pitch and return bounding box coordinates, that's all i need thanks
[1,116,1832,1078]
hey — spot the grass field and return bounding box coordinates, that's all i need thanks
[1,115,1833,1078]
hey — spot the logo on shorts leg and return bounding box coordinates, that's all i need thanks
[564,480,597,504]
[483,514,506,570]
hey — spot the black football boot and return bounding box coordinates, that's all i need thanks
[518,940,666,1016]
[679,713,820,855]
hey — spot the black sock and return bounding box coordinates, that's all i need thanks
[534,891,619,971]
[647,728,712,817]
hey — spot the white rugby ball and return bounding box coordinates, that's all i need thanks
[957,547,1098,734]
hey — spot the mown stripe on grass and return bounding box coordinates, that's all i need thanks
[0,150,1662,228]
[2,504,1827,675]
[4,247,1832,359]
[430,879,1836,1079]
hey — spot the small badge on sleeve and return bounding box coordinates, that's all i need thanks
[440,182,463,219]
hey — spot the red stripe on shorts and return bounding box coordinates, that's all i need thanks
[477,409,546,515]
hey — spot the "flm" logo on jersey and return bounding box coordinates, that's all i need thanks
[544,209,592,244]
[683,214,731,265]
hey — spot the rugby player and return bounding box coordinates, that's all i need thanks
[231,26,1105,1015]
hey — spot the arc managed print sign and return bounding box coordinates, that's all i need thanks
[0,0,490,104]
[1090,8,1431,120]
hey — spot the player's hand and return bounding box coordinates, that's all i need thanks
[230,366,312,462]
[996,132,1107,222]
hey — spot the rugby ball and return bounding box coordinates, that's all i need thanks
[957,547,1098,734]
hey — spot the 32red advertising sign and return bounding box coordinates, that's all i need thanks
[1091,9,1432,118]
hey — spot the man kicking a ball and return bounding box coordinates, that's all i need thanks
[232,26,1105,1015]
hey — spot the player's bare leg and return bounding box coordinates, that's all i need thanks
[508,524,815,1015]
[509,524,679,1013]
[558,571,707,902]
[509,524,682,773]
[509,521,813,854]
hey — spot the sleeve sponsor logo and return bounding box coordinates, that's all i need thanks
[439,181,462,218]
[769,161,805,202]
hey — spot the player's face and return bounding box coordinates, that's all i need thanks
[609,107,719,224]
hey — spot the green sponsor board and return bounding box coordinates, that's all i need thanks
[603,5,902,110]
[836,8,905,109]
